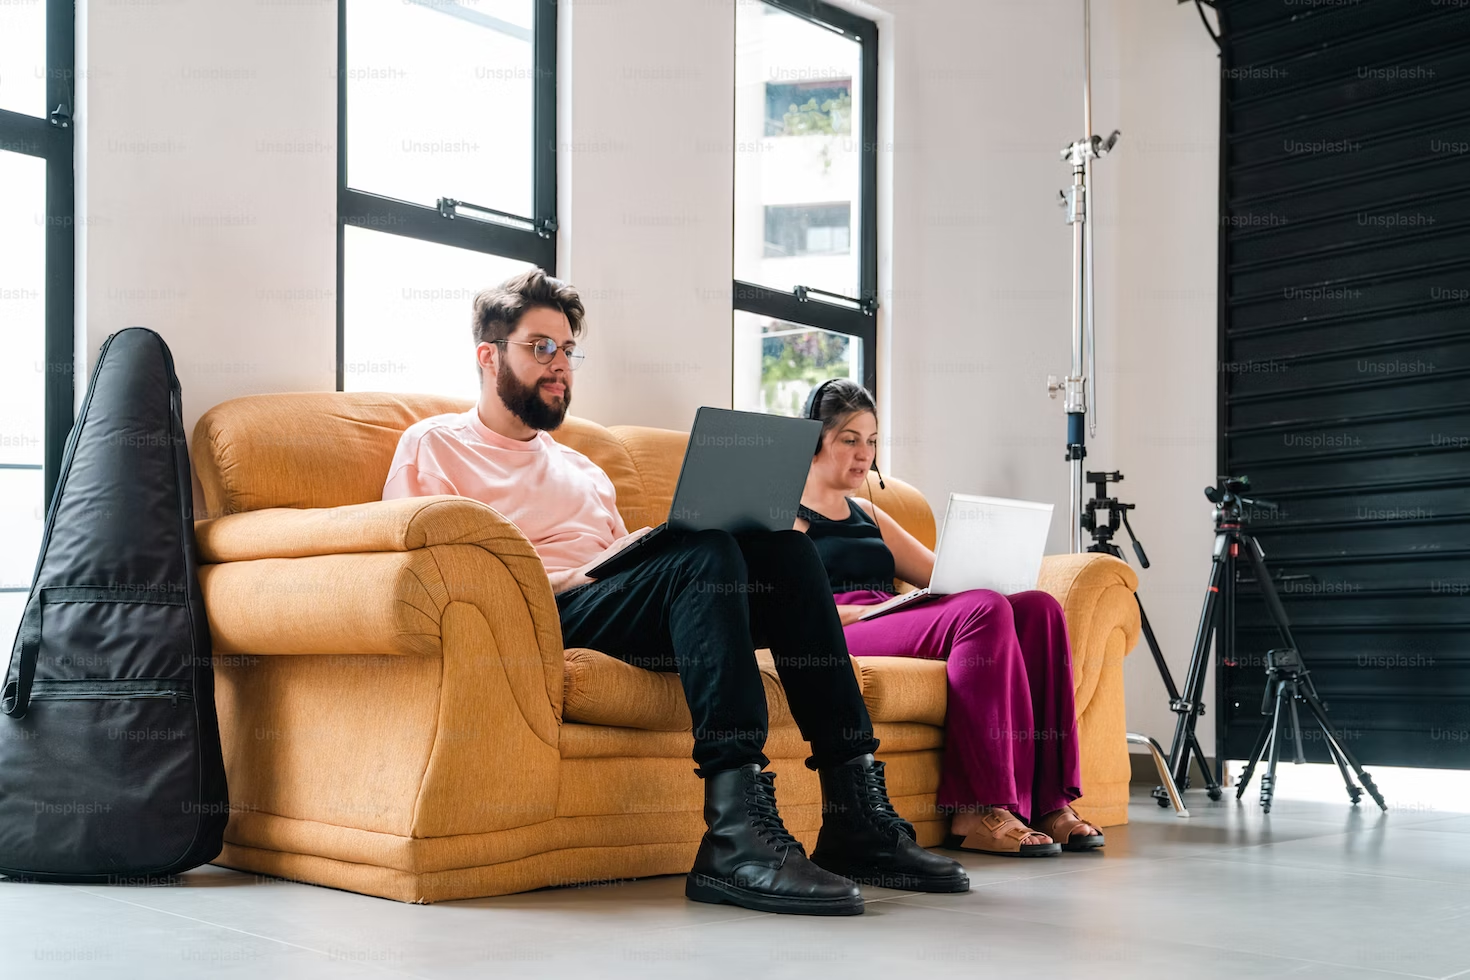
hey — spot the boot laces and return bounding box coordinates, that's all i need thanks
[746,771,803,852]
[859,762,914,840]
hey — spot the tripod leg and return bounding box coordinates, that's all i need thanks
[1138,597,1182,702]
[1167,536,1229,793]
[1261,681,1285,813]
[1298,678,1363,804]
[1189,732,1222,800]
[1323,734,1362,805]
[1157,725,1224,808]
[1299,686,1386,811]
[1288,690,1306,765]
[1235,715,1271,801]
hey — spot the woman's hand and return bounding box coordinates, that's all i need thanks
[835,604,868,627]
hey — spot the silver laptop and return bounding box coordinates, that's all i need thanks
[857,493,1055,621]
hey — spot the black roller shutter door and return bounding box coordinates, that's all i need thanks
[1217,0,1470,768]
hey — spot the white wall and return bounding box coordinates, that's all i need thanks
[556,0,734,427]
[77,0,339,431]
[1111,0,1223,756]
[74,0,1220,749]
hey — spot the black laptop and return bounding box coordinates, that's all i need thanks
[584,407,822,580]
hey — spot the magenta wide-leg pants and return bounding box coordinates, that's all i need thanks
[836,588,1083,823]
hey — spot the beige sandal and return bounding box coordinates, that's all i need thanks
[1032,806,1105,851]
[943,808,1062,857]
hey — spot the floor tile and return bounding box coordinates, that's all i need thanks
[897,854,1470,978]
[1230,826,1470,885]
[2,880,410,978]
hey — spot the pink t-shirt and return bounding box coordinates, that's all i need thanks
[381,408,628,575]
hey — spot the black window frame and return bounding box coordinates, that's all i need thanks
[733,0,879,399]
[335,0,558,391]
[0,0,75,512]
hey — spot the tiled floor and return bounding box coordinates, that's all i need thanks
[6,786,1468,979]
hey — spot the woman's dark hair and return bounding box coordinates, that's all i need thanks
[804,378,878,453]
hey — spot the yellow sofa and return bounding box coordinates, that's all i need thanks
[188,392,1141,903]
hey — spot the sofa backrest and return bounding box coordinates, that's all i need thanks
[191,392,937,549]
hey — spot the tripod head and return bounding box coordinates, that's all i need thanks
[1081,470,1150,568]
[1204,475,1278,528]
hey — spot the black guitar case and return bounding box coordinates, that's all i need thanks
[0,327,227,880]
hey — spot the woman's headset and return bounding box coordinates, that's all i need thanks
[805,379,885,491]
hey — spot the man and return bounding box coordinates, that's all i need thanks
[383,268,967,915]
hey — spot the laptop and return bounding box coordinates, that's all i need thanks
[857,493,1055,621]
[584,407,822,580]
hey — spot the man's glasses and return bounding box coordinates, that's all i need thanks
[492,338,586,370]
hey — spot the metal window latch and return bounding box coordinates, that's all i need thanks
[793,284,878,316]
[49,103,71,128]
[436,197,555,238]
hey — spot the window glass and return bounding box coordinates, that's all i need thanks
[0,149,47,642]
[733,310,863,417]
[734,2,862,297]
[347,0,536,217]
[343,226,534,396]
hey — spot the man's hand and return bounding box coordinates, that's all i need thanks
[549,526,655,595]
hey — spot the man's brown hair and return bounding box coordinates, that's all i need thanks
[471,268,586,359]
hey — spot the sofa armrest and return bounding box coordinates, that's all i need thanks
[196,495,561,688]
[195,495,532,562]
[199,501,567,839]
[197,495,562,715]
[1036,552,1141,714]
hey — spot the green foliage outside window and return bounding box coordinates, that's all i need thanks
[760,329,854,415]
[780,91,852,137]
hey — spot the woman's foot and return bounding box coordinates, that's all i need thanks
[1032,806,1105,851]
[943,807,1060,857]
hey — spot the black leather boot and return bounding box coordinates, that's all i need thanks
[686,763,864,915]
[811,753,970,893]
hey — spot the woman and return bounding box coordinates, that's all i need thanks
[794,379,1104,857]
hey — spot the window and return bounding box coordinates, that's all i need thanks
[338,0,556,396]
[733,0,877,417]
[0,0,74,641]
[764,203,851,258]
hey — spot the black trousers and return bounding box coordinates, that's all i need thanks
[556,528,879,775]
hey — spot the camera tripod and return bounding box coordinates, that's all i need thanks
[1084,473,1385,813]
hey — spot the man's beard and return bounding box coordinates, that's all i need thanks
[496,359,570,431]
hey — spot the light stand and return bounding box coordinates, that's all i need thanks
[1047,0,1120,553]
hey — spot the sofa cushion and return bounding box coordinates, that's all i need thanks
[855,657,948,727]
[562,647,798,731]
[192,392,473,516]
[563,646,949,732]
[191,392,638,520]
[556,425,690,534]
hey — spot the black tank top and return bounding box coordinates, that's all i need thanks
[797,498,896,595]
